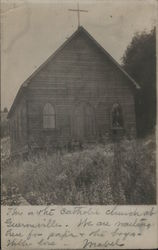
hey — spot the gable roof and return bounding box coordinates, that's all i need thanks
[8,26,140,118]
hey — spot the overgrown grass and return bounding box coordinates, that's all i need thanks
[1,134,156,205]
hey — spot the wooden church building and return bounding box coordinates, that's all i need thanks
[8,26,140,155]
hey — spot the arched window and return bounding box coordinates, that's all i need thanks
[111,103,123,128]
[43,103,55,129]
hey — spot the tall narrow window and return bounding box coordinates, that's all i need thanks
[43,103,55,129]
[111,103,123,128]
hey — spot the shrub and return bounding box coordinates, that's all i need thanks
[1,134,156,205]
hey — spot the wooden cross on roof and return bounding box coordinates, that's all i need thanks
[69,3,88,27]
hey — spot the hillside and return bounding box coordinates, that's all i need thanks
[1,134,156,205]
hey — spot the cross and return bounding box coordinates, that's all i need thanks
[69,3,88,27]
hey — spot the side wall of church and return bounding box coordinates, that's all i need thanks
[9,97,28,155]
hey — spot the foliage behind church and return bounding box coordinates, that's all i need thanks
[122,27,156,136]
[1,108,9,138]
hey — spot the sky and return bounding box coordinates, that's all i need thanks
[1,0,157,110]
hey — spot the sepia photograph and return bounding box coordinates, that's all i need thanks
[1,0,157,207]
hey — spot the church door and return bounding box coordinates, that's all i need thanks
[74,104,85,139]
[73,103,95,140]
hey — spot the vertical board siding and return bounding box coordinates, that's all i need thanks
[9,98,28,154]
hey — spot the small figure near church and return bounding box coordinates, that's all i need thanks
[112,103,123,128]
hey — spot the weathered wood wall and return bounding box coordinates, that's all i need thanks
[9,96,28,154]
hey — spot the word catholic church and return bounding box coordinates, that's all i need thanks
[8,26,140,154]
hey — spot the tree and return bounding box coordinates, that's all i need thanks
[1,107,9,138]
[122,27,156,136]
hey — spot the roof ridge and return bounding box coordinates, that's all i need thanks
[8,26,140,118]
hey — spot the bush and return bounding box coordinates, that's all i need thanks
[1,135,156,205]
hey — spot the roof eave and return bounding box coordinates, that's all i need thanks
[79,26,140,90]
[7,84,27,119]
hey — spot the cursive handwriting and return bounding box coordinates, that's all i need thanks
[2,205,157,249]
[83,238,124,248]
